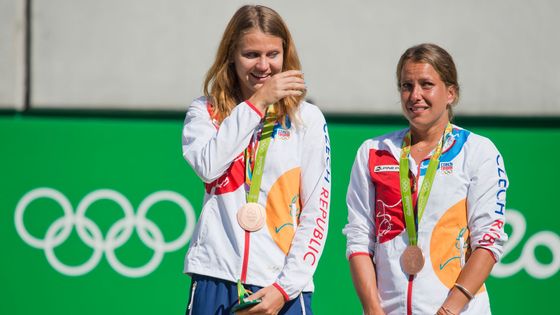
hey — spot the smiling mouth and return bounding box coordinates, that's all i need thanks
[408,105,429,113]
[251,73,271,80]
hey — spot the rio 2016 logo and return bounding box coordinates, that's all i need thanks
[15,187,196,278]
[492,209,560,279]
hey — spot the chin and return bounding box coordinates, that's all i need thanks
[405,114,425,123]
[407,117,433,128]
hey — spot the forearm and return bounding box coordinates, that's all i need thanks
[349,255,385,315]
[274,110,331,299]
[439,248,496,314]
[274,175,330,298]
[182,101,261,182]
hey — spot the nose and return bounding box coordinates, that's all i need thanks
[255,56,269,71]
[410,84,422,101]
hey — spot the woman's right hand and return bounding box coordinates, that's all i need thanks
[248,70,305,113]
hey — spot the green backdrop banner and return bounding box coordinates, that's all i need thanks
[0,115,558,314]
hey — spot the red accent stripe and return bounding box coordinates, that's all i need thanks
[348,252,373,259]
[407,275,414,315]
[245,100,264,118]
[206,102,219,129]
[240,231,250,283]
[273,283,290,301]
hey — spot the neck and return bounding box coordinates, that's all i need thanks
[409,121,449,145]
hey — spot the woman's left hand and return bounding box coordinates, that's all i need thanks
[236,285,285,315]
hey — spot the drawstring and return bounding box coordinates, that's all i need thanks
[299,293,306,315]
[187,280,197,315]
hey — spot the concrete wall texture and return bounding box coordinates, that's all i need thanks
[1,0,559,115]
[0,0,25,110]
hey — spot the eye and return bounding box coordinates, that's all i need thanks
[267,51,280,58]
[242,52,259,59]
[400,82,412,91]
[421,81,434,89]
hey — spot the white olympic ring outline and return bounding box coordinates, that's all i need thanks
[14,187,196,278]
[492,209,560,279]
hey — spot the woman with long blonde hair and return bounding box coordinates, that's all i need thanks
[182,5,331,315]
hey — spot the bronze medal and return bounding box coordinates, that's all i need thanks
[400,245,425,275]
[237,202,266,232]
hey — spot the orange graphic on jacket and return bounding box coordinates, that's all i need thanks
[266,168,301,254]
[430,198,485,294]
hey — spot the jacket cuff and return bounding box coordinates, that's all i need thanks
[273,283,290,302]
[348,252,373,260]
[244,100,263,118]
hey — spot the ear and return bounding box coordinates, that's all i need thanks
[447,85,457,105]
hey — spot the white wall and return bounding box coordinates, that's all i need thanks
[12,0,560,115]
[0,0,25,110]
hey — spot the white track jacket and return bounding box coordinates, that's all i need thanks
[344,125,508,314]
[182,97,331,300]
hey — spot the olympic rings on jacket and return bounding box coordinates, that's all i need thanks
[14,187,196,278]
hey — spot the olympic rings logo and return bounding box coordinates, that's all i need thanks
[15,187,196,278]
[492,209,560,279]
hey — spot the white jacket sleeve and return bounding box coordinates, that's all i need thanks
[182,98,263,183]
[343,141,377,258]
[466,136,509,261]
[274,107,331,300]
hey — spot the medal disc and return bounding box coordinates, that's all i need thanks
[400,245,425,275]
[237,202,266,232]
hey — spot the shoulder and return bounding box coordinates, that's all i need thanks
[298,101,326,121]
[455,125,499,153]
[353,128,406,162]
[452,125,503,170]
[358,128,407,151]
[183,96,213,126]
[187,96,208,110]
[291,101,328,134]
[185,96,211,118]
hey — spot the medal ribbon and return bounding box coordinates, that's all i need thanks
[399,123,452,246]
[245,104,276,203]
[236,279,252,303]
